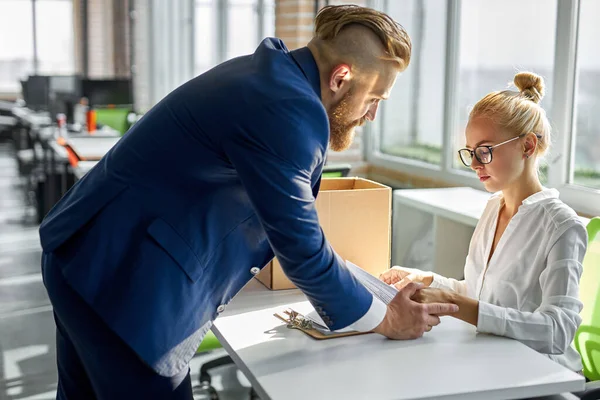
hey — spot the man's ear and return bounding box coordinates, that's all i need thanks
[328,64,352,94]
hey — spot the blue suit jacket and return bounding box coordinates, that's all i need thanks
[39,38,374,376]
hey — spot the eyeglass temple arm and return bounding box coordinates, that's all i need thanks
[489,132,540,149]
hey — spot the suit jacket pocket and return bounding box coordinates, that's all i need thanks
[147,217,205,283]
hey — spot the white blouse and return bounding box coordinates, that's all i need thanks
[430,188,587,372]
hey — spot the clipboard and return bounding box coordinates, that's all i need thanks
[274,309,371,340]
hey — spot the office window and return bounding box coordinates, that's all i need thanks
[263,0,275,38]
[379,0,447,165]
[195,0,275,76]
[0,0,34,92]
[453,0,557,176]
[572,0,600,190]
[195,0,217,75]
[227,0,259,60]
[36,0,75,75]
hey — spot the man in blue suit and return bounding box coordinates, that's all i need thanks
[40,5,458,399]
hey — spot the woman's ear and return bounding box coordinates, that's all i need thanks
[523,132,538,158]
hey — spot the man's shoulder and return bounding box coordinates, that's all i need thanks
[252,39,323,107]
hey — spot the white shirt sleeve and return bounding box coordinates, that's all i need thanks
[343,295,387,332]
[429,273,468,295]
[477,223,586,354]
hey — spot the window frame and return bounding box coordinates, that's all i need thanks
[193,0,271,74]
[366,0,600,217]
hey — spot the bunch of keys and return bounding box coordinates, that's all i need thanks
[283,309,313,330]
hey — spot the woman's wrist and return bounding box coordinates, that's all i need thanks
[447,292,479,327]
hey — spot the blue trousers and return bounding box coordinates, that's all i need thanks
[42,253,193,399]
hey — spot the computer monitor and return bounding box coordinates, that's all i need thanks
[48,76,82,124]
[49,75,81,96]
[24,75,50,111]
[81,79,133,107]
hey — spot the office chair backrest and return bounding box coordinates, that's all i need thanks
[575,217,600,381]
[94,107,131,134]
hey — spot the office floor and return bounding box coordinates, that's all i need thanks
[0,141,253,400]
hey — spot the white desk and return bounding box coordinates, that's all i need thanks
[213,280,585,400]
[0,115,16,127]
[11,106,52,127]
[66,136,121,161]
[73,161,98,180]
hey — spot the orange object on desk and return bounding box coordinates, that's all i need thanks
[56,137,80,167]
[65,146,80,167]
[86,110,97,133]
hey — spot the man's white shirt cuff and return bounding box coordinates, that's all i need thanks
[344,296,387,332]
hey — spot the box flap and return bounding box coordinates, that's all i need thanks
[319,177,389,191]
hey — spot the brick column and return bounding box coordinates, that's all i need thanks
[275,0,315,50]
[72,0,84,75]
[113,0,131,78]
[87,0,115,78]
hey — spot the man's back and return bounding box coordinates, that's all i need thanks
[40,38,336,376]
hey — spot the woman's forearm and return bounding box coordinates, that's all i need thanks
[447,292,479,326]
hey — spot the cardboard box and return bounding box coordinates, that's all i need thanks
[256,177,392,290]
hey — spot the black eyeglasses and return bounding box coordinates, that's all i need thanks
[458,133,541,167]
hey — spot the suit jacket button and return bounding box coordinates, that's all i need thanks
[217,305,226,313]
[250,267,260,275]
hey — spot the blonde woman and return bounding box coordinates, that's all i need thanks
[381,72,588,372]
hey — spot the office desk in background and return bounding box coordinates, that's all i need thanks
[31,129,120,221]
[11,107,52,151]
[212,279,584,400]
[73,161,98,180]
[64,135,121,161]
[11,106,52,128]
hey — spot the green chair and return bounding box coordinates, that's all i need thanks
[574,217,600,399]
[94,107,131,135]
[197,329,223,353]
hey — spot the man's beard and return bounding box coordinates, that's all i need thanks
[327,90,366,152]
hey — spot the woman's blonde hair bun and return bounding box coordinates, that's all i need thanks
[514,71,545,104]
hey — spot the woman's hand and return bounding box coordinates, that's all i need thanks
[379,266,434,290]
[412,288,480,327]
[411,287,453,305]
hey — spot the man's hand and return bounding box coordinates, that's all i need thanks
[372,282,459,340]
[379,266,434,290]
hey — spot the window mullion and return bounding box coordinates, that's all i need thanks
[217,0,228,63]
[548,0,580,188]
[257,0,264,43]
[442,0,460,173]
[32,0,39,74]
